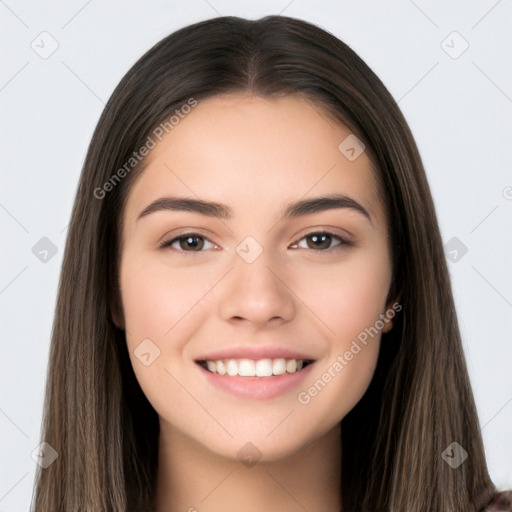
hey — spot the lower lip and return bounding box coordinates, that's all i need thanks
[197,362,315,399]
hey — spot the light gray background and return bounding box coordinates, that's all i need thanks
[1,1,511,510]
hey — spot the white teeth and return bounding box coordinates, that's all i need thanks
[226,360,238,376]
[238,359,256,377]
[286,359,297,373]
[255,359,273,377]
[202,358,309,377]
[216,360,226,375]
[272,358,286,375]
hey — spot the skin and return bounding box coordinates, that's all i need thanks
[116,93,396,512]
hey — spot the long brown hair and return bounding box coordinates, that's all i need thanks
[31,15,497,511]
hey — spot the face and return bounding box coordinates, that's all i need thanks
[117,93,395,462]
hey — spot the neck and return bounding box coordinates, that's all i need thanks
[154,423,342,512]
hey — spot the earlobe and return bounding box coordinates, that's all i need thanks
[111,311,125,330]
[110,295,125,331]
[381,294,402,334]
[381,315,394,334]
[111,311,125,331]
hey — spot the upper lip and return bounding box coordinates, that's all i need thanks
[195,345,316,362]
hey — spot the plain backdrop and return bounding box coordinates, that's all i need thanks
[1,1,511,510]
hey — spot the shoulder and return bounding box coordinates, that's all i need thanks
[482,490,512,511]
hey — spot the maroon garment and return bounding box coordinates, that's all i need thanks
[483,490,512,511]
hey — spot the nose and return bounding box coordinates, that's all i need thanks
[218,251,296,329]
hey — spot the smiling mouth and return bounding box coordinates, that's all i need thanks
[196,358,314,377]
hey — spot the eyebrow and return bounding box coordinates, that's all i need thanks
[136,194,372,224]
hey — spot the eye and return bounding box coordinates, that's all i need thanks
[159,230,349,253]
[291,231,348,251]
[159,233,218,252]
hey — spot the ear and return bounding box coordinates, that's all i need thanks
[381,310,394,333]
[110,291,125,331]
[381,294,402,334]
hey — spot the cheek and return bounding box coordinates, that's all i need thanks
[292,248,391,421]
[297,340,380,434]
[119,255,211,343]
[119,240,392,438]
[296,287,385,432]
[118,254,213,421]
[333,267,390,343]
[293,246,392,345]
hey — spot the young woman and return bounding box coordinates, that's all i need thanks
[31,15,511,512]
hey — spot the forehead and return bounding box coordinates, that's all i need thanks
[123,93,385,229]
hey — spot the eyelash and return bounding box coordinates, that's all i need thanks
[158,231,350,253]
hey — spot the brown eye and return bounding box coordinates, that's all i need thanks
[293,232,348,251]
[159,231,349,253]
[159,233,216,252]
[178,235,204,251]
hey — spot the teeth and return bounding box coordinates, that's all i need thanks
[202,358,308,377]
[286,359,297,373]
[216,360,226,375]
[272,358,286,375]
[226,360,238,376]
[239,359,256,377]
[255,358,273,377]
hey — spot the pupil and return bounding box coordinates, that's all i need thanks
[180,234,331,251]
[184,236,202,251]
[309,234,330,249]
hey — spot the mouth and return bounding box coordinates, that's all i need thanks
[195,357,316,399]
[195,358,315,378]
